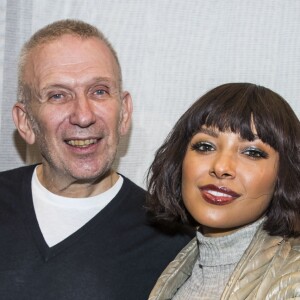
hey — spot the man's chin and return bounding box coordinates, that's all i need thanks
[69,165,112,183]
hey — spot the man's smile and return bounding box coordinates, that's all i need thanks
[66,138,98,147]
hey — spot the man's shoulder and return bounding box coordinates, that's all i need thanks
[0,164,36,186]
[0,165,35,208]
[119,174,146,197]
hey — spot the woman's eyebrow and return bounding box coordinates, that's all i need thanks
[198,127,219,137]
[238,134,259,142]
[199,128,260,141]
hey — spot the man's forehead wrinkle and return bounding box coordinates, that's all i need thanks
[31,60,119,90]
[25,37,121,93]
[39,76,117,91]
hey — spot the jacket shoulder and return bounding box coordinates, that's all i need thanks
[290,236,300,252]
[222,229,300,299]
[148,238,198,300]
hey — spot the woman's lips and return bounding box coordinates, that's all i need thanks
[200,184,241,206]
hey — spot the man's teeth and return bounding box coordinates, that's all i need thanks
[67,139,97,147]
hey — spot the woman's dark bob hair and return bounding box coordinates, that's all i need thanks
[147,82,300,237]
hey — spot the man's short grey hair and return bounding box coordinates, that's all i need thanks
[18,19,122,104]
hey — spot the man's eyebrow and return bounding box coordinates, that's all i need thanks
[91,77,116,85]
[40,84,66,92]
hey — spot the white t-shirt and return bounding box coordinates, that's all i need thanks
[31,167,123,247]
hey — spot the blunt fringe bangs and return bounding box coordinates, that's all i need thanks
[147,82,300,237]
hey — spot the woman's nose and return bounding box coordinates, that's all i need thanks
[209,152,236,179]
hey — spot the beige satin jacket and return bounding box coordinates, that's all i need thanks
[149,228,300,299]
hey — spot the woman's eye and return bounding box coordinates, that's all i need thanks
[242,147,268,159]
[191,142,215,152]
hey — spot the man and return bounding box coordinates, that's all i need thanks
[0,19,190,299]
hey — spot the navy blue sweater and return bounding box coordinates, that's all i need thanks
[0,165,190,300]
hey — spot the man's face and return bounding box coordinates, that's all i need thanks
[19,35,131,188]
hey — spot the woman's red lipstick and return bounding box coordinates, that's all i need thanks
[200,184,241,206]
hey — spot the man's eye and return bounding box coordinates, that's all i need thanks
[243,147,268,159]
[94,89,107,96]
[50,93,64,100]
[191,142,215,152]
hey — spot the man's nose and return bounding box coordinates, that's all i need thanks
[69,95,96,127]
[209,152,236,179]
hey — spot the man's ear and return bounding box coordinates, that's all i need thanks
[12,103,36,145]
[119,91,133,136]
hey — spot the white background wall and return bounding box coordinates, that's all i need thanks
[1,0,299,188]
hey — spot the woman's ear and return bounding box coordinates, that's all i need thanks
[12,103,36,145]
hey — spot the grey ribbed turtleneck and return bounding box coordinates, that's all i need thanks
[173,218,264,300]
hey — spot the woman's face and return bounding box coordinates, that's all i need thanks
[181,126,279,237]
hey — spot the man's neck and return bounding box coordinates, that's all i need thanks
[36,164,119,198]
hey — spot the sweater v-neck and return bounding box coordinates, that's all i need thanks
[18,165,126,261]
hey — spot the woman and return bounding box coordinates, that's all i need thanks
[147,83,300,299]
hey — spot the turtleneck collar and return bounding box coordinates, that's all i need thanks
[196,218,265,267]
